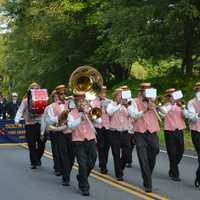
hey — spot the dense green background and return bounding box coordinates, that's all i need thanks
[0,0,200,148]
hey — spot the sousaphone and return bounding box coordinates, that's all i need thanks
[69,65,103,100]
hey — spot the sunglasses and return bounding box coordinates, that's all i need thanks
[59,92,65,95]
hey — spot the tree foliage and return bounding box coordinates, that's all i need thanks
[99,0,200,74]
[0,0,199,96]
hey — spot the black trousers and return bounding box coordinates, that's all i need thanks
[191,130,200,180]
[134,131,159,189]
[96,128,110,170]
[128,134,135,164]
[108,130,131,178]
[25,123,46,166]
[49,132,61,173]
[74,139,97,192]
[57,132,75,182]
[164,129,184,178]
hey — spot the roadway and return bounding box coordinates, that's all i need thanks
[0,142,200,200]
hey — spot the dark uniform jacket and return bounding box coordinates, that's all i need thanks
[6,100,20,120]
[0,99,7,120]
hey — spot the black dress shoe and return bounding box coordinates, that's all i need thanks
[54,171,62,176]
[76,174,80,181]
[31,165,37,169]
[171,177,181,182]
[81,190,90,196]
[62,180,70,186]
[125,163,132,168]
[195,178,200,188]
[116,177,123,181]
[168,170,173,177]
[144,187,152,193]
[100,168,108,174]
[37,160,42,167]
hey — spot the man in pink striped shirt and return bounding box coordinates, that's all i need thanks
[48,85,75,186]
[90,86,111,174]
[67,93,97,196]
[185,82,200,187]
[128,83,160,193]
[106,88,131,181]
[159,88,186,182]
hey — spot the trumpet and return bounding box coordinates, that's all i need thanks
[155,96,166,107]
[89,107,102,120]
[145,98,162,123]
[176,100,186,109]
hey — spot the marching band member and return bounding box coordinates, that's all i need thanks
[128,83,160,193]
[120,85,135,168]
[185,82,200,187]
[67,93,97,196]
[15,82,46,169]
[106,88,131,181]
[47,84,75,186]
[127,117,135,168]
[40,90,61,176]
[159,88,186,181]
[90,86,110,174]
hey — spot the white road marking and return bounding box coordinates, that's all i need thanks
[160,150,198,159]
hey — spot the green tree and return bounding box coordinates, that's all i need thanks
[2,0,111,95]
[99,0,200,75]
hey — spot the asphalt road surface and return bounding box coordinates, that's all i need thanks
[0,142,200,200]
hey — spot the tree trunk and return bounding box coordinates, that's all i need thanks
[181,58,185,74]
[112,63,130,80]
[183,19,193,75]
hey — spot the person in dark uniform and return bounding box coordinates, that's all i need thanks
[0,92,7,120]
[6,93,20,120]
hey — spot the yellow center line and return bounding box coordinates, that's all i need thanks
[20,144,168,200]
[0,143,26,147]
[44,149,168,200]
[43,152,154,200]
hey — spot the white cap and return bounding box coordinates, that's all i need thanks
[12,92,18,97]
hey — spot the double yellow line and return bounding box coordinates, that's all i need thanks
[21,143,168,200]
[0,143,168,200]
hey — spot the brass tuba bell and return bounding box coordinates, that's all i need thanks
[69,65,103,100]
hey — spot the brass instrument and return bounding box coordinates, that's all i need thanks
[155,95,166,107]
[89,107,102,120]
[69,65,104,119]
[49,66,104,132]
[145,98,162,123]
[69,65,103,100]
[58,110,69,126]
[176,100,186,109]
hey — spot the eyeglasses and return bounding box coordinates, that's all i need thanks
[59,93,65,95]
